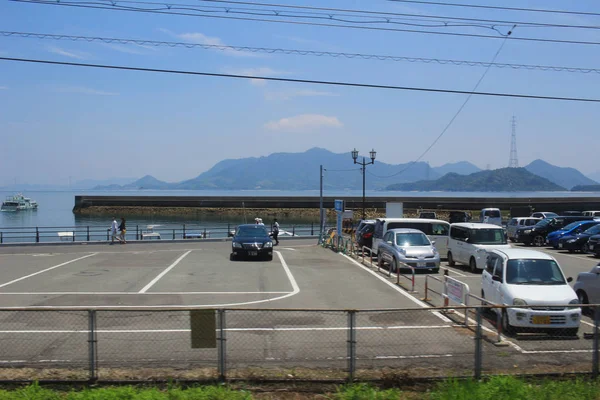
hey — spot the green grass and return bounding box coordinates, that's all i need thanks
[1,377,600,399]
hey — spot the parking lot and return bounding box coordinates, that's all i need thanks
[0,238,598,378]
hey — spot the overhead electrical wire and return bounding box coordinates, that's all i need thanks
[386,0,600,18]
[4,30,600,74]
[368,26,513,179]
[12,0,600,46]
[1,56,599,103]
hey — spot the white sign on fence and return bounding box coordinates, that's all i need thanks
[446,279,465,305]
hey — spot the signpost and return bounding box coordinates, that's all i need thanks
[335,200,344,237]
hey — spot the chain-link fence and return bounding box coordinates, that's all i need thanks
[0,306,598,382]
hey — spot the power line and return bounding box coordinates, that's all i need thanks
[386,0,600,18]
[1,56,600,102]
[13,0,600,46]
[369,26,512,179]
[4,30,600,74]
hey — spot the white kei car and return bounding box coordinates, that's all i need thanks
[573,262,600,314]
[481,248,581,336]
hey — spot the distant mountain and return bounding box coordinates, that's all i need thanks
[588,170,600,183]
[386,168,566,192]
[432,161,481,177]
[524,160,597,190]
[74,177,136,189]
[571,185,600,192]
[94,175,170,190]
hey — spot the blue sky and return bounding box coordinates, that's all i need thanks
[1,0,600,186]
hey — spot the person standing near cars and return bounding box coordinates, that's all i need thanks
[272,218,280,246]
[110,216,119,244]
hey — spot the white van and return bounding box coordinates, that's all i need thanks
[447,223,510,272]
[480,208,502,226]
[372,218,450,257]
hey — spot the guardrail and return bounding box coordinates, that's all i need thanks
[0,223,320,244]
[424,271,470,326]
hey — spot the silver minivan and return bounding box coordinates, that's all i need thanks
[506,217,541,242]
[372,218,450,258]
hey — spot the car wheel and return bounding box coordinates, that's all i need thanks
[533,235,545,247]
[447,252,455,267]
[265,255,273,261]
[501,310,514,335]
[577,290,590,315]
[230,253,236,261]
[391,258,398,273]
[469,257,478,273]
[583,243,590,253]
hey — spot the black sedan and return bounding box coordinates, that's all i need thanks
[588,234,600,257]
[230,224,274,261]
[557,224,600,253]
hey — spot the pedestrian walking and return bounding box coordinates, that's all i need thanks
[272,218,280,246]
[119,217,127,244]
[110,216,119,244]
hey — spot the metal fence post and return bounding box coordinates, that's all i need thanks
[311,222,314,235]
[87,226,90,242]
[474,307,483,379]
[594,306,599,378]
[36,227,39,243]
[0,232,2,244]
[73,230,76,242]
[347,310,357,382]
[136,225,139,240]
[218,309,227,381]
[88,310,98,381]
[293,225,296,236]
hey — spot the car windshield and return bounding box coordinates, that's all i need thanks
[535,218,553,227]
[483,210,501,218]
[469,229,507,245]
[505,259,566,285]
[585,225,600,235]
[395,232,430,246]
[545,212,558,218]
[563,221,583,231]
[236,226,269,237]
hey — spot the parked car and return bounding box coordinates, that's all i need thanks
[479,208,502,226]
[573,262,600,314]
[354,219,375,242]
[588,234,600,257]
[506,217,541,242]
[531,211,558,219]
[356,222,375,250]
[515,216,597,247]
[482,248,580,336]
[447,223,510,272]
[557,223,600,253]
[376,228,440,273]
[547,220,600,249]
[449,211,472,224]
[418,211,437,219]
[583,211,600,217]
[230,224,273,261]
[372,218,450,258]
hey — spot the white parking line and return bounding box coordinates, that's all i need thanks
[0,253,97,288]
[342,254,452,323]
[138,250,192,293]
[445,267,467,277]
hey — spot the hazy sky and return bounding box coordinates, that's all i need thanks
[1,0,600,185]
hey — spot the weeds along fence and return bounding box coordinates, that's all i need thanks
[0,306,598,383]
[0,223,320,244]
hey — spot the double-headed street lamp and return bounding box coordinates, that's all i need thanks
[351,148,376,220]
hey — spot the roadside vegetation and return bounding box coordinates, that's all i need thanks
[2,376,600,399]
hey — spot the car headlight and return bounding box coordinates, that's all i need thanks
[523,229,532,234]
[569,299,580,309]
[264,242,273,248]
[513,298,528,307]
[232,242,242,248]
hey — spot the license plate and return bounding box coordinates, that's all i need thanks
[248,251,258,256]
[532,316,551,325]
[559,243,563,249]
[417,262,426,267]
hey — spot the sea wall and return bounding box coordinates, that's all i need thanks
[73,195,600,217]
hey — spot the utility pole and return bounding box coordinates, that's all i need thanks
[319,165,324,241]
[509,116,519,168]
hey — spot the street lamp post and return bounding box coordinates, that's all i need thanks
[351,148,376,220]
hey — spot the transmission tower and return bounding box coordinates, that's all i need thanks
[509,116,519,168]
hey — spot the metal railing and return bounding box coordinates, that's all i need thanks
[0,305,598,383]
[0,223,320,244]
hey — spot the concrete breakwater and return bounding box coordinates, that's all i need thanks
[73,195,600,219]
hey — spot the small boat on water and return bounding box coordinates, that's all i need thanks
[1,193,38,212]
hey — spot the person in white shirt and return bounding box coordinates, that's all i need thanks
[272,218,280,245]
[110,217,119,244]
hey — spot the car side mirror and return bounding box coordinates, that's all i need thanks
[567,277,573,283]
[386,241,393,245]
[492,275,502,282]
[431,240,436,245]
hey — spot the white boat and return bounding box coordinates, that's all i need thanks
[1,193,38,212]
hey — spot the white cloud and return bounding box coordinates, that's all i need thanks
[53,86,119,96]
[265,89,339,101]
[161,29,259,57]
[264,114,343,131]
[47,46,92,60]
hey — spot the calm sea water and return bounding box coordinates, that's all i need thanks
[1,189,597,230]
